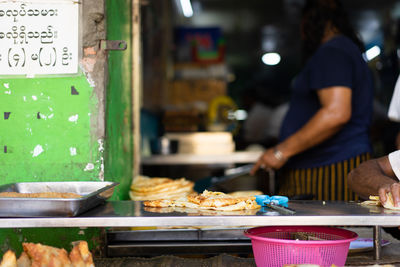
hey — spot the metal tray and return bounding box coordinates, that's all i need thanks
[0,181,118,217]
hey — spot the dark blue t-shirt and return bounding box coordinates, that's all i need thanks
[280,35,373,169]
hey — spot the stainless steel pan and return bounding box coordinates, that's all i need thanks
[0,181,118,217]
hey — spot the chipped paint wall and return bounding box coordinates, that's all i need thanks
[0,0,107,182]
[0,76,103,181]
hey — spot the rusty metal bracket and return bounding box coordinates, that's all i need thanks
[100,40,127,51]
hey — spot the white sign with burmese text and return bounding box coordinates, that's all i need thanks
[0,0,80,76]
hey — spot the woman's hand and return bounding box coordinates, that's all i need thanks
[250,147,288,175]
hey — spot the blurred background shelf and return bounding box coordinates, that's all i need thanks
[141,151,262,165]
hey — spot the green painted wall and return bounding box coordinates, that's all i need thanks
[0,0,135,256]
[104,0,133,201]
[0,2,135,190]
[0,1,135,195]
[0,75,101,181]
[0,1,136,188]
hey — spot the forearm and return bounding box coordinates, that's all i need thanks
[251,87,352,173]
[277,107,347,158]
[348,159,397,199]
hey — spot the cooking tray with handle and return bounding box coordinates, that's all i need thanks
[0,181,118,217]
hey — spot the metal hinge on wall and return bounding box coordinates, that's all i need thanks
[100,40,127,51]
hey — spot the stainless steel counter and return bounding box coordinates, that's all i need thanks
[1,200,400,228]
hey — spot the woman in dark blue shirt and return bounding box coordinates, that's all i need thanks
[251,0,374,201]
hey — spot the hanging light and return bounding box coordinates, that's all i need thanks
[180,0,193,17]
[262,52,281,66]
[363,45,381,61]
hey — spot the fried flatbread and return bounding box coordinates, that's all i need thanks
[130,176,195,201]
[131,176,193,193]
[144,206,259,216]
[187,194,252,208]
[130,190,194,201]
[143,190,260,212]
[131,181,193,195]
[131,176,172,191]
[228,190,263,197]
[382,193,400,210]
[144,207,176,213]
[142,199,175,208]
[360,200,381,206]
[130,182,194,200]
[361,193,400,210]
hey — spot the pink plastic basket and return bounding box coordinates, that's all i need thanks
[244,226,358,267]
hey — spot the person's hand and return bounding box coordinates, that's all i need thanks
[250,147,288,175]
[378,182,400,207]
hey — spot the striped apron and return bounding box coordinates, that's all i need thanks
[278,153,371,201]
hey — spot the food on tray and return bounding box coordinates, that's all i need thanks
[0,192,82,199]
[361,193,400,210]
[227,190,263,197]
[143,190,260,211]
[0,241,94,267]
[130,175,195,201]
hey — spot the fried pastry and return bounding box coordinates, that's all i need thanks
[69,246,84,267]
[0,241,94,267]
[16,252,31,267]
[0,250,17,267]
[70,241,94,267]
[22,242,72,267]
